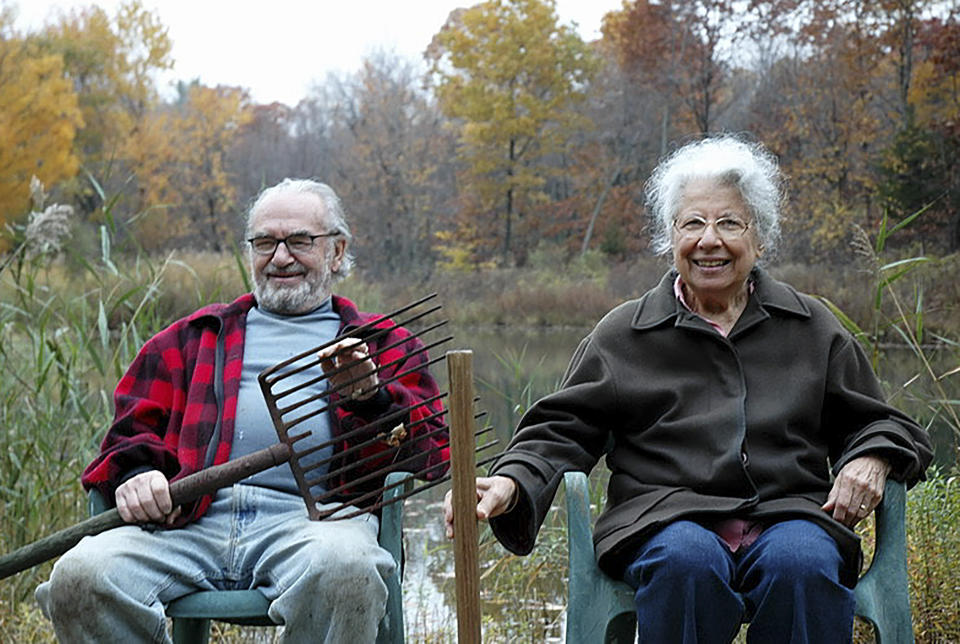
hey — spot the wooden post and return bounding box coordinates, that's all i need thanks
[447,350,482,644]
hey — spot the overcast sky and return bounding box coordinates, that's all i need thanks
[13,0,622,106]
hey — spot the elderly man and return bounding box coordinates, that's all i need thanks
[36,179,448,642]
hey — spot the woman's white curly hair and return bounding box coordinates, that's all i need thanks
[645,135,785,257]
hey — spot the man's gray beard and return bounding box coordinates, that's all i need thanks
[254,268,334,315]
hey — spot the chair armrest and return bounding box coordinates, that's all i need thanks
[564,471,636,644]
[379,471,413,568]
[377,471,413,644]
[853,478,914,643]
[87,488,110,517]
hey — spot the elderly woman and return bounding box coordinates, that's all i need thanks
[444,136,932,642]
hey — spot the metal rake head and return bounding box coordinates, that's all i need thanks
[258,293,500,520]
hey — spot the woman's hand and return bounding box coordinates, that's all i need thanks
[822,455,891,527]
[115,470,181,526]
[444,475,518,539]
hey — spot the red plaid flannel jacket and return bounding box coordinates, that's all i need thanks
[82,293,449,522]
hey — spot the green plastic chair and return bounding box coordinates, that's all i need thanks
[563,471,914,644]
[89,471,412,644]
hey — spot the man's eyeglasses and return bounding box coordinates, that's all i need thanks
[674,215,751,241]
[247,232,341,256]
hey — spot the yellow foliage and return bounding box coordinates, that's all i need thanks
[910,58,960,130]
[427,0,597,260]
[0,35,82,224]
[35,1,172,168]
[131,84,253,250]
[435,228,496,272]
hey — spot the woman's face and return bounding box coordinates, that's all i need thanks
[671,178,762,304]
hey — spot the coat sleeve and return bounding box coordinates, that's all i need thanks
[81,334,183,504]
[489,334,613,554]
[824,334,933,486]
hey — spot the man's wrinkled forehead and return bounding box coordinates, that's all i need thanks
[251,191,329,232]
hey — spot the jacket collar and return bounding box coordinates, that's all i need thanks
[631,267,811,331]
[185,293,257,327]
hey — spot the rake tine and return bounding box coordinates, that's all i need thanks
[294,408,487,484]
[309,425,494,506]
[275,332,453,418]
[259,294,440,385]
[269,352,442,436]
[322,439,504,521]
[297,416,451,482]
[290,393,449,463]
[337,304,444,361]
[296,403,484,491]
[306,424,487,494]
[266,320,447,408]
[304,419,492,489]
[267,393,459,479]
[296,408,455,478]
[270,318,450,404]
[314,458,452,521]
[272,339,447,425]
[294,393,478,456]
[280,351,451,432]
[296,400,479,469]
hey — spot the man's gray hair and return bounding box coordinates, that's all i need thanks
[246,178,354,278]
[645,135,784,257]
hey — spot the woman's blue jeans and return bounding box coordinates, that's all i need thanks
[622,519,855,644]
[36,484,396,643]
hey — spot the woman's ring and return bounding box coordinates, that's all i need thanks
[859,503,868,510]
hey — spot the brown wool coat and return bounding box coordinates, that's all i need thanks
[489,268,933,586]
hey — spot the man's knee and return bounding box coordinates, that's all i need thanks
[304,542,394,591]
[38,547,114,618]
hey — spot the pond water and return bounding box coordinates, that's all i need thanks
[399,323,959,641]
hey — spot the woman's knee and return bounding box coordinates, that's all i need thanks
[625,521,733,587]
[743,521,844,586]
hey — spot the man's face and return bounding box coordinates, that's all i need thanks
[248,191,347,315]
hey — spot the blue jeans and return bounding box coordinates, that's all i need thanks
[622,519,855,644]
[36,484,396,643]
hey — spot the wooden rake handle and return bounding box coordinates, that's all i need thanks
[448,350,482,644]
[0,443,291,581]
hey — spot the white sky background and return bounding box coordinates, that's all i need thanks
[12,0,623,106]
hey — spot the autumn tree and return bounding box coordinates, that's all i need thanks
[0,9,82,227]
[175,84,252,250]
[229,102,299,199]
[555,48,652,259]
[31,0,172,214]
[427,0,596,265]
[132,83,253,251]
[735,1,890,259]
[310,53,457,278]
[877,9,960,251]
[603,0,743,138]
[744,0,957,258]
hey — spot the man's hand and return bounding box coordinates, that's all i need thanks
[114,470,181,525]
[444,475,518,539]
[318,338,380,401]
[822,455,891,527]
